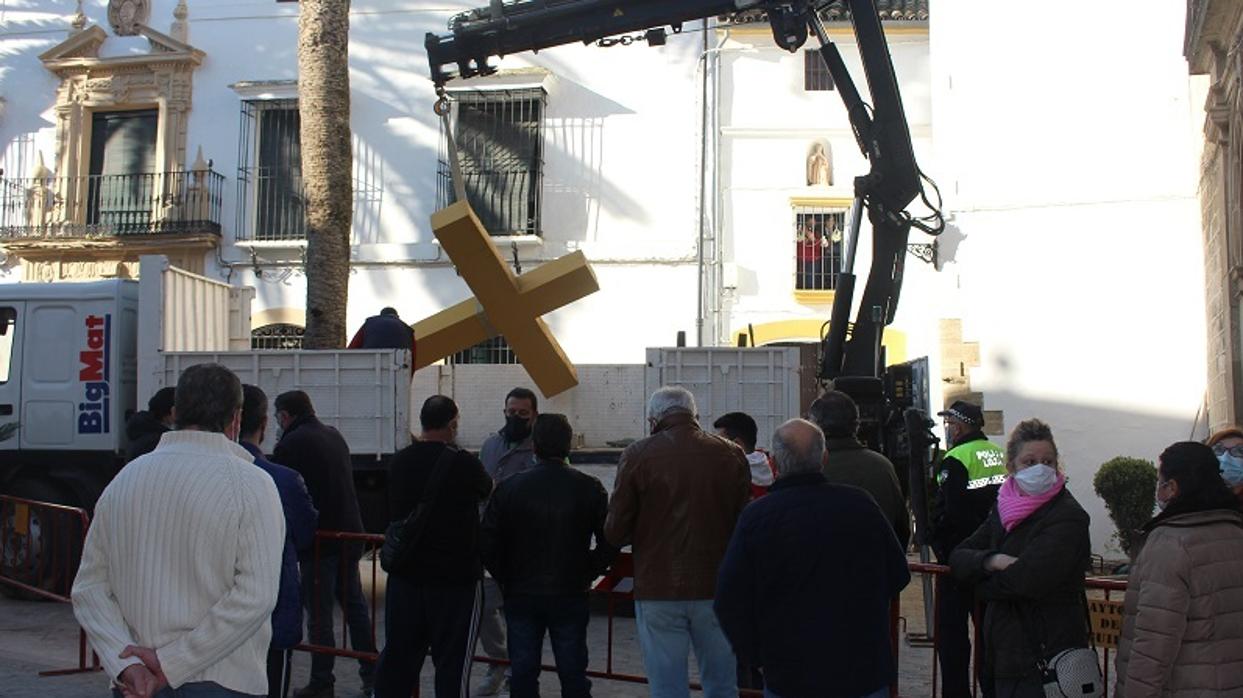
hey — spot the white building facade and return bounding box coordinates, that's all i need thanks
[0,0,1208,552]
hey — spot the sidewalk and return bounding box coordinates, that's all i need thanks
[0,576,938,697]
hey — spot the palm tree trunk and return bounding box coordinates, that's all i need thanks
[298,0,352,349]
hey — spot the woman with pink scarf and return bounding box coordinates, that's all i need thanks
[949,419,1093,698]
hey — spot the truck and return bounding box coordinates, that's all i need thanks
[0,255,411,592]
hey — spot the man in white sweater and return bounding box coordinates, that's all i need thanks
[72,363,285,697]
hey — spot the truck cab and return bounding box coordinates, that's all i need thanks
[0,280,139,509]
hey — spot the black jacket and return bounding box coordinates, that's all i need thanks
[949,487,1091,680]
[480,458,616,597]
[929,431,1001,561]
[714,472,911,698]
[273,415,364,556]
[124,411,168,462]
[387,441,492,585]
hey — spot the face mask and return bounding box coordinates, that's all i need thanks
[1013,463,1057,495]
[1220,453,1243,488]
[501,415,532,443]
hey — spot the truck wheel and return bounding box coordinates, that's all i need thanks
[1,479,84,601]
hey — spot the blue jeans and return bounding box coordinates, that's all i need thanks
[765,687,887,698]
[112,682,262,697]
[634,599,736,698]
[303,549,377,688]
[504,593,592,698]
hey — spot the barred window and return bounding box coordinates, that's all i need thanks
[794,208,845,291]
[237,99,305,242]
[251,323,305,350]
[438,89,545,236]
[804,50,835,92]
[448,336,518,365]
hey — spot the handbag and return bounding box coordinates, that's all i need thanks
[1018,595,1104,698]
[1038,647,1105,698]
[380,444,458,573]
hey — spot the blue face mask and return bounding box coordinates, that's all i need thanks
[1219,452,1243,487]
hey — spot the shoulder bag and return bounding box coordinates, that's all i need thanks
[380,444,459,573]
[1017,594,1104,698]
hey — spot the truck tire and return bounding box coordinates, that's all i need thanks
[0,479,85,601]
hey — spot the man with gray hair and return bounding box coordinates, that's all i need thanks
[715,419,911,698]
[72,364,285,698]
[605,386,750,698]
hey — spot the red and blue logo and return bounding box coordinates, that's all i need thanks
[77,314,110,435]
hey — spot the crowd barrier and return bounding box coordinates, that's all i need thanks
[0,493,101,676]
[2,513,1129,696]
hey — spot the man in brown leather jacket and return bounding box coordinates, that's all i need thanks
[605,386,750,698]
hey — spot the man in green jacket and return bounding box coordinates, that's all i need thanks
[808,390,911,549]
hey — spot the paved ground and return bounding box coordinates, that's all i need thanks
[0,570,942,697]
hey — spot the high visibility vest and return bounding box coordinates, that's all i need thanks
[945,439,1007,490]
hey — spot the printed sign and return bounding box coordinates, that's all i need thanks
[77,314,111,435]
[1089,598,1124,649]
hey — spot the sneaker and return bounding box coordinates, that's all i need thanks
[293,683,335,698]
[474,667,508,696]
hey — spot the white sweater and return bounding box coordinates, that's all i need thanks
[72,430,285,694]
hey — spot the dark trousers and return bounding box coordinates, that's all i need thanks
[303,549,377,688]
[373,575,482,698]
[504,593,592,698]
[266,647,292,698]
[994,677,1045,698]
[937,574,982,698]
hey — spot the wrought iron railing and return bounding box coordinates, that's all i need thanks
[436,163,542,237]
[0,170,225,239]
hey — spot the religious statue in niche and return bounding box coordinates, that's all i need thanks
[108,0,151,37]
[806,141,832,186]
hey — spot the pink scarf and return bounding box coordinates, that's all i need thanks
[997,472,1065,532]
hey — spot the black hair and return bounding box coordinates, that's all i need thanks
[174,364,243,433]
[807,390,859,439]
[505,387,538,413]
[240,384,268,438]
[1159,441,1240,514]
[533,413,572,460]
[274,390,315,420]
[380,307,398,316]
[420,395,459,431]
[713,411,758,452]
[147,386,176,420]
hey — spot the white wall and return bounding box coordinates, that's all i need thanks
[925,0,1205,555]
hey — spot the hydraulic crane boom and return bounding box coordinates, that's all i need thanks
[425,0,939,386]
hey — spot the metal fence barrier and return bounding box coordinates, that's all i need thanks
[0,493,101,676]
[2,515,1130,695]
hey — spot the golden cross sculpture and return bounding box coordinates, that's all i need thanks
[409,201,600,397]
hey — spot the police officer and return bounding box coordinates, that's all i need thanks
[929,400,1005,698]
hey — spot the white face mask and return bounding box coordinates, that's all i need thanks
[1014,463,1057,495]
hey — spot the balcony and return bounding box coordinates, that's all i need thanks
[0,169,225,240]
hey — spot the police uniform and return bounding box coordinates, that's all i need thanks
[930,403,1005,698]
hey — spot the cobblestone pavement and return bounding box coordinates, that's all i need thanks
[0,571,939,698]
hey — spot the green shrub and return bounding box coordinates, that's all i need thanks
[1092,456,1158,559]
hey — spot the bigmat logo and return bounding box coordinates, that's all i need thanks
[77,314,111,434]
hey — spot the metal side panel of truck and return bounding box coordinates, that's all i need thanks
[0,280,140,498]
[148,349,412,461]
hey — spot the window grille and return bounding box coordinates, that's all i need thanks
[251,323,305,350]
[794,207,845,291]
[237,99,306,241]
[804,50,835,92]
[448,335,518,365]
[437,88,545,236]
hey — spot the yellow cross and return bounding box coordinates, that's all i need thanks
[409,201,599,397]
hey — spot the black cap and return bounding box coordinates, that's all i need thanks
[937,400,983,427]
